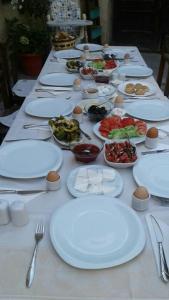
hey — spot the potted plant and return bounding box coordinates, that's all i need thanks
[6,0,50,76]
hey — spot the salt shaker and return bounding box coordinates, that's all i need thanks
[9,200,29,226]
[145,127,158,149]
[132,186,150,211]
[46,171,61,191]
[72,106,83,123]
[0,200,10,225]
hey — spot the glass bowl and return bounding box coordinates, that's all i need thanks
[85,101,112,122]
[72,140,103,163]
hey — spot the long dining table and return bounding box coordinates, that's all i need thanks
[1,46,169,299]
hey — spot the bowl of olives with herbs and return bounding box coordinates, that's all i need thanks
[85,102,112,122]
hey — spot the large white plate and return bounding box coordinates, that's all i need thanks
[53,49,82,59]
[50,195,145,269]
[126,100,169,121]
[25,98,73,118]
[76,43,103,52]
[118,65,153,78]
[67,165,123,198]
[93,121,146,144]
[133,153,169,198]
[39,73,77,86]
[0,140,63,178]
[118,80,156,97]
[103,48,133,59]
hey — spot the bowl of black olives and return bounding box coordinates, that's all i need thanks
[85,102,112,122]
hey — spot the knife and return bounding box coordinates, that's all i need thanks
[150,215,169,283]
[0,189,48,194]
[142,149,169,155]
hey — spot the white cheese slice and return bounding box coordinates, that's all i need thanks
[88,183,103,194]
[87,168,102,184]
[102,182,117,194]
[102,168,116,181]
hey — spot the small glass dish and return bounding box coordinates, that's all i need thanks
[85,101,112,122]
[72,140,103,163]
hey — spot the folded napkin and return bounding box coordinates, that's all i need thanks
[146,211,169,277]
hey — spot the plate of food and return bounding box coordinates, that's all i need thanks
[88,59,118,73]
[93,116,147,144]
[103,48,133,59]
[67,165,123,198]
[66,60,83,73]
[104,141,138,168]
[118,81,156,97]
[49,116,83,146]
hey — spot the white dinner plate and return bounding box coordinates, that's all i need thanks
[39,73,77,86]
[25,98,73,118]
[50,195,145,269]
[76,43,103,52]
[118,65,153,78]
[118,80,156,97]
[133,153,169,199]
[53,49,82,59]
[126,100,169,121]
[103,48,133,59]
[0,140,63,179]
[67,165,123,198]
[93,122,146,144]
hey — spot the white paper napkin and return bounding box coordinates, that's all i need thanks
[146,211,169,277]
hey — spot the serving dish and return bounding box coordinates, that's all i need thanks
[118,80,156,97]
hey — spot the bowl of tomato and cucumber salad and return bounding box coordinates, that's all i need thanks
[98,116,147,143]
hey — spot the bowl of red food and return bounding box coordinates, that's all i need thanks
[72,140,103,163]
[79,67,97,80]
[85,102,112,122]
[104,140,138,168]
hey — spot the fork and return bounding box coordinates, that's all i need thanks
[26,223,45,288]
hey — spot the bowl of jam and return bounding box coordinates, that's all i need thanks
[72,141,103,163]
[85,102,112,122]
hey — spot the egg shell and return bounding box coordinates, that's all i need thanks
[114,95,124,104]
[46,171,60,182]
[133,186,149,200]
[73,106,82,114]
[146,127,158,138]
[124,53,130,59]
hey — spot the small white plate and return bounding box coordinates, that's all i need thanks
[118,80,156,97]
[50,195,145,269]
[76,43,103,52]
[97,84,116,97]
[53,49,82,59]
[133,153,169,198]
[126,100,169,121]
[0,140,63,179]
[25,98,73,118]
[67,165,123,198]
[93,121,146,144]
[39,73,77,86]
[118,65,153,78]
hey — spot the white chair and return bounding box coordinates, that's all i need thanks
[0,110,18,128]
[12,79,36,98]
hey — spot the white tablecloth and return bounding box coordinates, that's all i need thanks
[1,47,169,299]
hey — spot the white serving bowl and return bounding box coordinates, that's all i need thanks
[104,141,138,168]
[79,67,97,80]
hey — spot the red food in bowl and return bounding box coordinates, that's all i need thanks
[73,143,101,163]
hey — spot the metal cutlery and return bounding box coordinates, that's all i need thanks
[158,128,169,136]
[79,128,91,140]
[35,87,72,92]
[23,124,49,129]
[26,223,45,288]
[0,189,48,194]
[141,149,169,155]
[150,215,169,283]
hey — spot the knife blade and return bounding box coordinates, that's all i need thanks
[150,215,169,282]
[142,149,169,155]
[0,189,48,194]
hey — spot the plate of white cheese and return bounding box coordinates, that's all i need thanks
[67,165,123,197]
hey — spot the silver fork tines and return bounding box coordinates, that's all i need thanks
[26,223,45,288]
